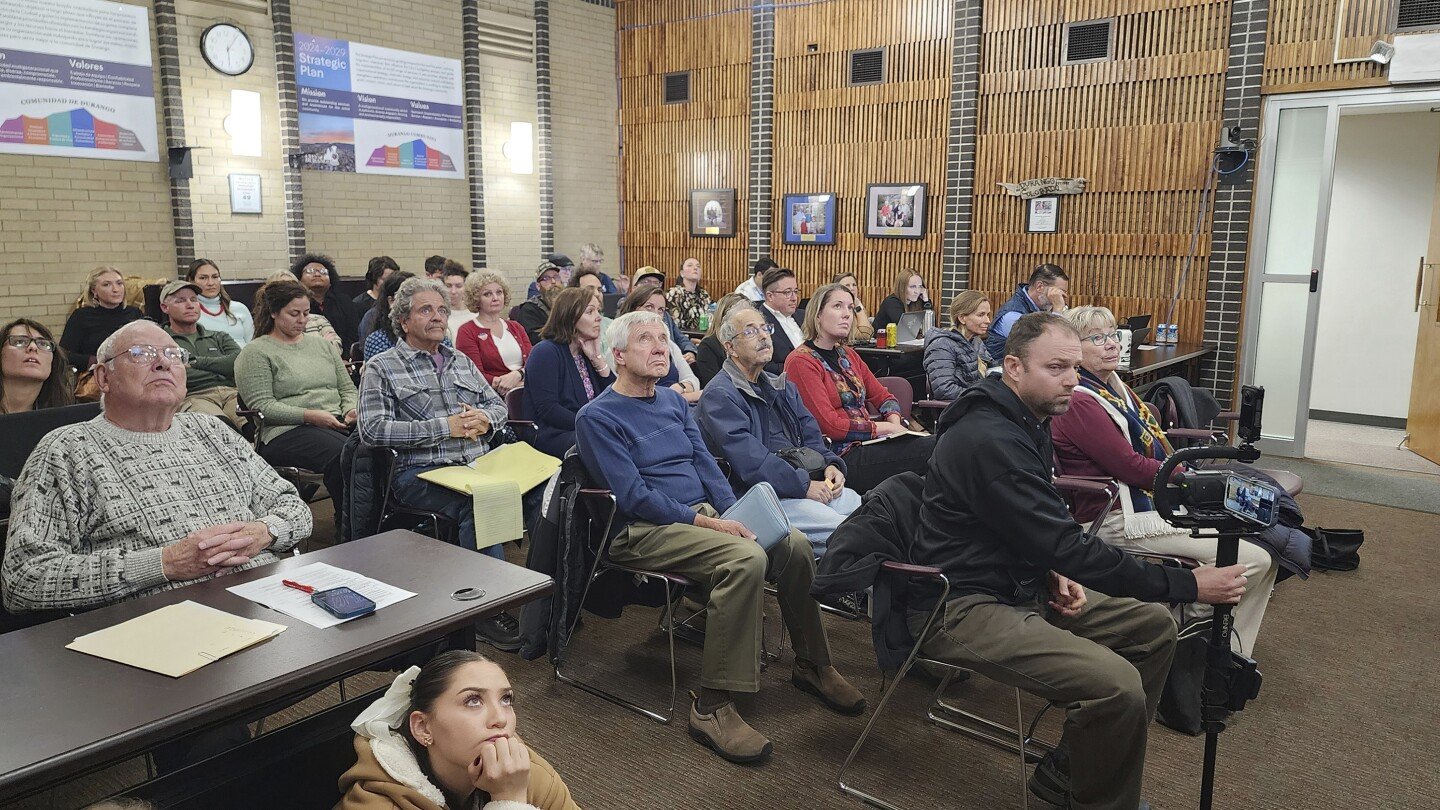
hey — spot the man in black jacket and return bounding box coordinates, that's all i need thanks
[912,312,1246,810]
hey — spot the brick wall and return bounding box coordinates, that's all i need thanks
[291,0,471,279]
[549,0,620,274]
[0,0,174,332]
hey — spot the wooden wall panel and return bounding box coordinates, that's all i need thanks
[1262,0,1392,94]
[617,1,750,292]
[972,0,1229,343]
[770,0,952,313]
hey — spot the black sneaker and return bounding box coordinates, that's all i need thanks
[1027,746,1070,807]
[476,611,521,653]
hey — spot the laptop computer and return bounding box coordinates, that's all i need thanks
[896,310,931,343]
[1125,314,1152,332]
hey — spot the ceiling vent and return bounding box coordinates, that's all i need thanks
[1396,0,1440,31]
[664,71,690,104]
[848,48,886,86]
[1063,19,1114,65]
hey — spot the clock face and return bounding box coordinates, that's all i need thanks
[201,23,254,77]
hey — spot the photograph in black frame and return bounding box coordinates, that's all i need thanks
[689,188,738,237]
[781,193,838,245]
[1025,195,1060,233]
[864,183,927,239]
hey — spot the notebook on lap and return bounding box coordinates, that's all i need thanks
[721,482,791,551]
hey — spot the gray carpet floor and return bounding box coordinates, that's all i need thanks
[11,493,1438,809]
[1261,455,1440,514]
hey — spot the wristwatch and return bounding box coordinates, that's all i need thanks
[259,515,287,548]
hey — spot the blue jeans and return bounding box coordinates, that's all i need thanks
[780,487,862,558]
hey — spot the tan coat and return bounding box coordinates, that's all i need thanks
[335,733,580,810]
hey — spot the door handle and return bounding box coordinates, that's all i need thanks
[1309,268,1319,293]
[1417,257,1425,313]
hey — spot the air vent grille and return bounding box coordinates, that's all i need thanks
[476,13,533,62]
[1063,19,1114,65]
[1397,0,1440,31]
[848,48,886,86]
[664,71,690,104]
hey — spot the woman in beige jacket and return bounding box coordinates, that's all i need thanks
[336,651,580,810]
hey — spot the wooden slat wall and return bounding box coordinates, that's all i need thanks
[769,0,952,314]
[1262,0,1392,94]
[617,0,751,292]
[972,0,1230,342]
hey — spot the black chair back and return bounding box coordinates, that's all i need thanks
[0,403,103,479]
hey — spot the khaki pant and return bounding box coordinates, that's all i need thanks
[909,590,1176,810]
[611,504,831,693]
[181,386,240,429]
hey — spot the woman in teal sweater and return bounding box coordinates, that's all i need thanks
[236,279,358,527]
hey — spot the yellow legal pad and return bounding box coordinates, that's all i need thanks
[66,600,287,678]
[417,442,562,550]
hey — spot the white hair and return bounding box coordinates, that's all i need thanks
[95,320,164,364]
[716,303,759,344]
[607,310,663,353]
[1064,305,1116,336]
[391,277,449,336]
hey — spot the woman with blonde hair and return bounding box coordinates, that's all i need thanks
[830,272,874,341]
[870,268,931,334]
[456,270,532,395]
[59,266,143,368]
[1051,305,1277,655]
[922,289,994,399]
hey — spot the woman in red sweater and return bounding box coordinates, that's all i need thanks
[455,271,532,395]
[784,283,936,493]
[1051,305,1276,655]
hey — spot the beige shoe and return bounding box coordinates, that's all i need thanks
[793,664,867,716]
[688,692,773,764]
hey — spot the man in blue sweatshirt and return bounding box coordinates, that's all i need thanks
[576,310,863,765]
[984,262,1070,359]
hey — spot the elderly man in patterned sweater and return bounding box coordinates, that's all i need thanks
[2,320,311,613]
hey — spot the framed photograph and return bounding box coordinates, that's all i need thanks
[781,193,838,245]
[228,173,262,214]
[689,188,737,237]
[1026,195,1060,233]
[865,183,927,239]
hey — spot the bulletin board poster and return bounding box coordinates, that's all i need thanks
[0,0,159,162]
[295,33,464,180]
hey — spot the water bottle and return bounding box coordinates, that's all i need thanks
[698,309,709,332]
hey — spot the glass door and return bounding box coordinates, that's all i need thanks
[1242,103,1335,457]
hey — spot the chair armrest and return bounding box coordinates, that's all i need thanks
[1167,428,1221,442]
[1131,551,1201,569]
[880,560,944,578]
[914,399,952,411]
[1052,475,1113,495]
[236,408,260,419]
[506,419,535,429]
[578,488,613,496]
[1215,411,1239,422]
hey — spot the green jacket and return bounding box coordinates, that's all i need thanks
[165,324,240,394]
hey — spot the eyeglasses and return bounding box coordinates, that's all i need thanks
[103,345,192,365]
[1084,331,1122,346]
[301,266,329,276]
[4,336,54,353]
[767,288,800,298]
[736,323,775,340]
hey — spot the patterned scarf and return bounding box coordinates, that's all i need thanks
[1078,368,1172,511]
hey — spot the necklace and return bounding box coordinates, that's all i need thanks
[199,298,223,316]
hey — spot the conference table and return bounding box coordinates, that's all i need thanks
[852,341,924,377]
[1118,342,1213,386]
[0,530,552,807]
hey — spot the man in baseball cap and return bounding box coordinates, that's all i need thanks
[159,279,242,427]
[515,259,566,345]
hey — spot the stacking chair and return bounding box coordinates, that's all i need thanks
[370,446,457,545]
[874,375,913,420]
[235,399,329,504]
[552,451,702,724]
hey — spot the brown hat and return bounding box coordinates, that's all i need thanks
[632,266,665,288]
[160,279,202,300]
[536,260,562,281]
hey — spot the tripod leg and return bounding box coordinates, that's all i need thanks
[1199,534,1240,810]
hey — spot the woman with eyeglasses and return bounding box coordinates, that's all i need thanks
[59,266,144,368]
[236,279,358,528]
[616,284,701,402]
[831,273,875,342]
[922,289,994,399]
[785,283,936,494]
[871,268,932,335]
[693,293,754,387]
[1051,306,1276,655]
[0,319,75,415]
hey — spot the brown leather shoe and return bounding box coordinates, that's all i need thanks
[688,692,773,764]
[792,664,867,715]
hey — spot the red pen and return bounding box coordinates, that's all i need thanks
[282,579,316,594]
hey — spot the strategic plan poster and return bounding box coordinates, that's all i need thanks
[295,33,464,180]
[0,0,159,162]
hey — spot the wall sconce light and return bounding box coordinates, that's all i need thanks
[223,89,263,157]
[502,121,533,174]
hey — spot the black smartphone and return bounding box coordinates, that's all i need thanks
[311,586,376,620]
[1222,474,1278,528]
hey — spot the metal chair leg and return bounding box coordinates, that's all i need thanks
[1016,689,1029,810]
[930,686,1055,764]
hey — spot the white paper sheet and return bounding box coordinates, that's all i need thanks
[226,562,416,629]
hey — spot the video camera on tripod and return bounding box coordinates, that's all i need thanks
[1150,384,1272,810]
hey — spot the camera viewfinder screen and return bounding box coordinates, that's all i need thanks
[1223,476,1278,527]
